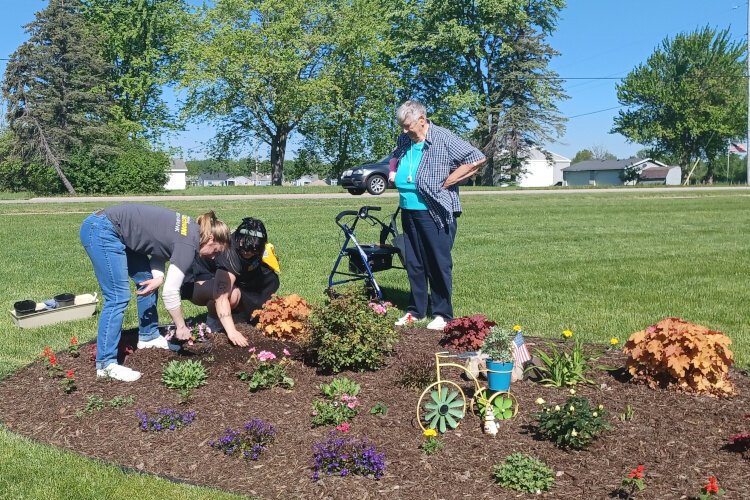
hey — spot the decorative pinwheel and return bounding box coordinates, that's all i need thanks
[422,384,465,433]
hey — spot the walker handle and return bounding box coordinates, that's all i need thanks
[335,210,359,223]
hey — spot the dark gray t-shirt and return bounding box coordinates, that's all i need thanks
[104,204,200,273]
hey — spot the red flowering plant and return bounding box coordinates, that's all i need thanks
[619,464,645,499]
[727,414,750,459]
[439,315,497,352]
[42,348,63,378]
[68,336,80,358]
[61,369,77,394]
[698,476,724,499]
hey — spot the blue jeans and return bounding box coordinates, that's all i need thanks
[80,212,160,369]
[401,209,457,320]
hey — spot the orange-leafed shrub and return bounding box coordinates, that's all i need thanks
[623,317,735,396]
[252,294,311,340]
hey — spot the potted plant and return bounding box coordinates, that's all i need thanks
[481,326,514,392]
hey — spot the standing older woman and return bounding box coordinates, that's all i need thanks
[389,100,486,330]
[80,204,230,381]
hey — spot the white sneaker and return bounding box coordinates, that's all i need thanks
[137,335,169,350]
[97,364,141,382]
[395,312,421,326]
[206,315,223,333]
[427,316,448,331]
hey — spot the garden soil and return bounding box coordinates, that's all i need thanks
[0,326,748,499]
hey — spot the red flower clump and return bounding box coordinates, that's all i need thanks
[49,354,58,366]
[66,369,75,379]
[70,336,78,345]
[702,476,719,494]
[42,346,53,358]
[628,464,644,479]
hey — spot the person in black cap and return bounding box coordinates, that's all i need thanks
[181,217,280,347]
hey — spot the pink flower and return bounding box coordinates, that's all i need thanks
[258,351,277,362]
[336,422,350,433]
[283,348,290,356]
[248,347,256,353]
[347,402,357,409]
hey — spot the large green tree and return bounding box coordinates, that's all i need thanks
[82,0,188,139]
[3,0,116,194]
[400,0,567,184]
[180,0,336,185]
[298,0,401,177]
[612,27,747,183]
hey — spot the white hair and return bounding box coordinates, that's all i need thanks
[396,100,427,126]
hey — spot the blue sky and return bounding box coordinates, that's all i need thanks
[0,0,746,160]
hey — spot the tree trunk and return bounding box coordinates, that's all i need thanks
[270,128,289,186]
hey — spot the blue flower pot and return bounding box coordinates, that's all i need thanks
[486,359,513,392]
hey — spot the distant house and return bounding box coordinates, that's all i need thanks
[293,174,319,186]
[562,158,681,186]
[514,148,570,187]
[164,158,188,190]
[195,173,259,187]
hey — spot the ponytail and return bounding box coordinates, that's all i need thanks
[196,211,230,246]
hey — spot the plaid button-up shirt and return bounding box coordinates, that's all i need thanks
[392,122,485,229]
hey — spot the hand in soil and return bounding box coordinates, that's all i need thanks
[227,331,248,347]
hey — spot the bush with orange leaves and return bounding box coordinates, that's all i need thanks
[623,317,734,396]
[252,294,311,341]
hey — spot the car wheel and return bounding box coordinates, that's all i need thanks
[366,174,387,195]
[348,188,366,195]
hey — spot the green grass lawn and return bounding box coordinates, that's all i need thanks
[0,190,748,497]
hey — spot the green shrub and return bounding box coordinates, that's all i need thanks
[319,377,360,399]
[237,363,294,392]
[493,453,554,493]
[162,360,208,400]
[307,288,398,373]
[535,396,609,449]
[396,354,436,390]
[311,377,361,427]
[533,337,594,387]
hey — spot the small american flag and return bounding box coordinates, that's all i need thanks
[512,331,531,366]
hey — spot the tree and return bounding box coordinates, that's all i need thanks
[400,0,567,185]
[3,0,117,194]
[590,144,616,161]
[571,149,593,164]
[180,0,336,185]
[298,0,401,178]
[612,27,746,183]
[82,0,189,140]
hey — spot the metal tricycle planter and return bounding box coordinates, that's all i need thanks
[416,352,519,435]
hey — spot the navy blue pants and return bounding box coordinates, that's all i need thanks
[401,209,457,320]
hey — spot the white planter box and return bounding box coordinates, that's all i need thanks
[10,293,98,329]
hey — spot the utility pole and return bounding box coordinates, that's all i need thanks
[747,1,749,184]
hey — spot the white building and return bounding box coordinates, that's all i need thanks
[514,148,571,187]
[164,158,188,190]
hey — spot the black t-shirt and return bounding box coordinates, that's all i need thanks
[186,244,269,290]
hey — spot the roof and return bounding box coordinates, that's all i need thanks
[524,148,570,163]
[562,157,648,172]
[639,167,671,180]
[168,158,188,172]
[198,172,231,181]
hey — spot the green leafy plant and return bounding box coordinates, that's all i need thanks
[620,404,635,422]
[108,395,134,409]
[311,377,361,427]
[75,395,106,417]
[396,354,436,390]
[475,390,514,420]
[493,453,554,493]
[237,363,294,392]
[439,314,496,352]
[370,402,388,416]
[420,428,443,455]
[532,335,594,387]
[535,396,610,449]
[320,377,360,399]
[161,360,208,400]
[481,326,513,362]
[307,288,399,373]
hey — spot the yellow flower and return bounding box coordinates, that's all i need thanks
[562,329,573,338]
[598,404,604,410]
[569,406,575,412]
[535,397,546,405]
[571,429,578,437]
[554,405,560,411]
[592,412,598,417]
[610,337,619,346]
[569,388,576,395]
[513,324,522,332]
[423,428,437,438]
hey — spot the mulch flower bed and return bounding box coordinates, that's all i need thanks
[0,325,748,499]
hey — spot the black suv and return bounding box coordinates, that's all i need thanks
[339,156,391,195]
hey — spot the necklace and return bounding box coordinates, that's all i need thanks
[407,142,420,183]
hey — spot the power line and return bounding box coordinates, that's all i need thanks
[566,106,623,119]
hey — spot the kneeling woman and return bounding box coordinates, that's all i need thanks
[181,217,280,347]
[80,204,230,382]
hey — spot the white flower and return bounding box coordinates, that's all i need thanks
[592,412,598,417]
[569,388,576,395]
[535,398,546,405]
[554,405,560,411]
[571,429,578,437]
[598,404,604,410]
[569,406,575,412]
